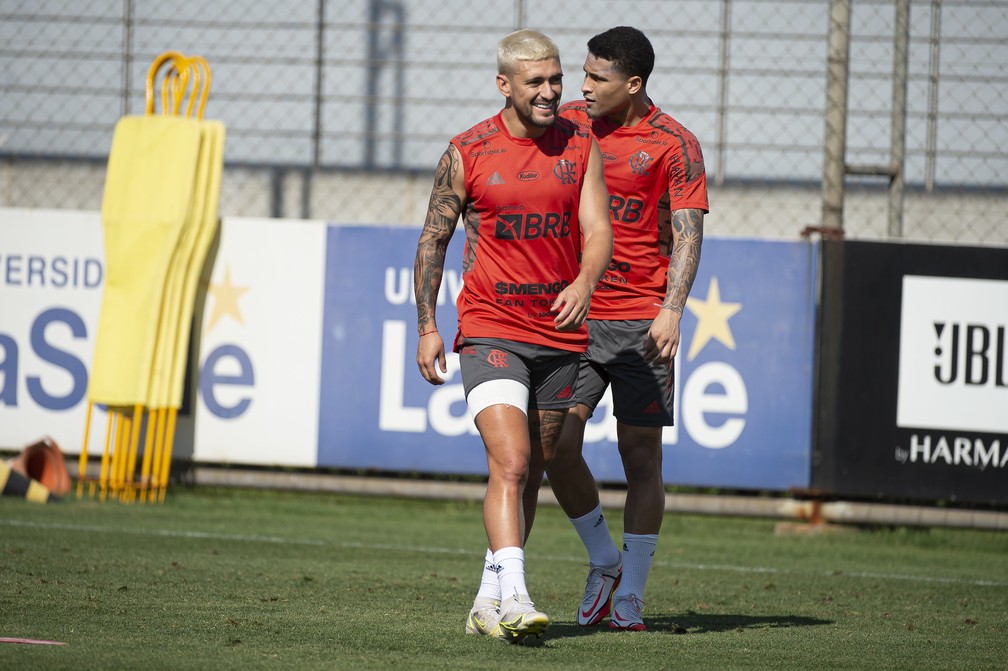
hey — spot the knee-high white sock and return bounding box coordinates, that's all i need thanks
[569,504,620,568]
[474,548,501,604]
[493,546,529,602]
[614,533,657,600]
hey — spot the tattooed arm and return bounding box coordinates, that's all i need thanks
[643,207,704,365]
[414,144,466,385]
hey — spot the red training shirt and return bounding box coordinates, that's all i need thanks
[559,102,708,320]
[450,112,594,352]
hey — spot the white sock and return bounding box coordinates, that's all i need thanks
[493,546,529,602]
[473,548,501,606]
[569,504,620,568]
[614,533,657,600]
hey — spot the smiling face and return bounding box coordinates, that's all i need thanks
[580,52,634,122]
[497,57,563,134]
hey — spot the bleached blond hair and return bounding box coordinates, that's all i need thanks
[497,29,560,75]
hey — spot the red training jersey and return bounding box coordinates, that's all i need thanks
[450,112,594,352]
[559,102,708,320]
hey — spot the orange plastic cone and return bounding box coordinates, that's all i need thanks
[10,438,71,496]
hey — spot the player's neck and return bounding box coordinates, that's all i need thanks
[500,107,549,139]
[607,96,653,128]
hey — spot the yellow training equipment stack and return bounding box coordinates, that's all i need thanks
[80,52,226,504]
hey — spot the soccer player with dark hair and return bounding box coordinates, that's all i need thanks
[546,25,708,631]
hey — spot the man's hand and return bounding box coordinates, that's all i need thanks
[551,282,592,331]
[643,308,681,365]
[416,331,447,385]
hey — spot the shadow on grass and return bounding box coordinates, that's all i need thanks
[545,612,833,639]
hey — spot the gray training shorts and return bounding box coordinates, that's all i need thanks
[575,319,675,426]
[458,337,580,411]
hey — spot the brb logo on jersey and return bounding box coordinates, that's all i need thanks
[553,159,576,184]
[629,150,654,177]
[495,212,572,240]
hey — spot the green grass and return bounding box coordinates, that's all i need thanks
[1,486,1006,670]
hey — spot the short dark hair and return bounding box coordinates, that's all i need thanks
[586,26,655,85]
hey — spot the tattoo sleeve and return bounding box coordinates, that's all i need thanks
[414,147,463,332]
[662,208,705,313]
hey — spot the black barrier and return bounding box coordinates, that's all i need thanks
[813,240,1008,506]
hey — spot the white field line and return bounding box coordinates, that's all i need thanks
[5,518,1006,588]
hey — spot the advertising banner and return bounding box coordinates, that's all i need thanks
[316,227,816,491]
[0,209,327,469]
[2,209,816,493]
[0,209,106,454]
[813,240,1008,505]
[190,217,327,467]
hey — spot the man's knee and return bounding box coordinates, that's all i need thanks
[617,425,663,479]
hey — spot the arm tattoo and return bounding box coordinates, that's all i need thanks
[414,148,463,330]
[656,192,673,257]
[662,208,704,313]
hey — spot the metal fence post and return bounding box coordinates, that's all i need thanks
[925,0,943,193]
[888,0,911,239]
[821,0,851,233]
[302,0,326,219]
[715,0,731,187]
[120,0,135,117]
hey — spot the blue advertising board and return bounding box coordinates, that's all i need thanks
[316,226,816,492]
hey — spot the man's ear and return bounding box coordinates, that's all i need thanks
[627,75,644,96]
[496,73,510,98]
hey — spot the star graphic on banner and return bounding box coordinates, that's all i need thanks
[684,277,742,361]
[206,265,249,332]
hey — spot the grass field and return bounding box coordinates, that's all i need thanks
[2,485,1006,670]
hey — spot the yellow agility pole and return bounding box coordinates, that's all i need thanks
[162,117,224,502]
[98,410,115,501]
[113,409,131,500]
[83,105,198,499]
[77,401,93,498]
[95,409,114,499]
[138,408,157,503]
[105,410,119,499]
[83,50,223,503]
[145,53,223,503]
[148,407,168,502]
[157,408,179,503]
[123,403,143,502]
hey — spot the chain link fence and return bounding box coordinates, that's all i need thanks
[1,0,1005,244]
